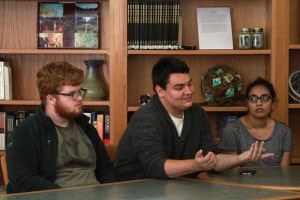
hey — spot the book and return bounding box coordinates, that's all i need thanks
[4,62,12,100]
[196,7,233,49]
[15,110,29,126]
[0,112,6,150]
[96,113,104,141]
[83,112,92,124]
[103,114,110,144]
[127,0,181,50]
[0,61,5,100]
[90,111,97,128]
[5,112,16,149]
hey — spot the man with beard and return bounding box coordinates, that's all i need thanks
[6,61,116,193]
[115,57,274,181]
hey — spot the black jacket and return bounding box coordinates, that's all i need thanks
[115,95,219,181]
[6,106,116,193]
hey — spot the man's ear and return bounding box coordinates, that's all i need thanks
[46,94,56,105]
[155,85,164,98]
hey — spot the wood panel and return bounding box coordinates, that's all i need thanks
[0,0,110,49]
[128,55,268,106]
[289,0,300,45]
[109,0,128,144]
[181,0,270,49]
[289,110,300,163]
[1,54,109,100]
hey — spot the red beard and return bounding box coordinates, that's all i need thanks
[54,100,82,119]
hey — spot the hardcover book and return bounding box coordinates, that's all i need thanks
[103,114,110,144]
[5,112,16,149]
[38,2,99,49]
[0,112,5,150]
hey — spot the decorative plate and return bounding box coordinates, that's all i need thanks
[289,70,300,103]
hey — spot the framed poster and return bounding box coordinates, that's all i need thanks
[38,2,99,49]
[196,7,233,49]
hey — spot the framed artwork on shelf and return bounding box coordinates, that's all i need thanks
[196,7,233,49]
[37,2,100,49]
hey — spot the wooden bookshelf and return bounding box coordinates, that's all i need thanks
[289,0,300,164]
[0,0,299,165]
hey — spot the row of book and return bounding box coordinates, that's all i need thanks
[83,112,110,145]
[0,111,31,150]
[0,60,13,100]
[0,111,110,150]
[128,0,182,50]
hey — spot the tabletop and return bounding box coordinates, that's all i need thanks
[198,166,300,191]
[0,178,299,200]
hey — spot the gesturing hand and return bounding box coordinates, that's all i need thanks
[238,141,274,163]
[194,149,219,171]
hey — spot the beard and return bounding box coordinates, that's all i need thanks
[54,100,82,120]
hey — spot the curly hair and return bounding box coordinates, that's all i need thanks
[246,77,277,101]
[36,61,84,104]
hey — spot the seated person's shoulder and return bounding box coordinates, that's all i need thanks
[274,120,291,132]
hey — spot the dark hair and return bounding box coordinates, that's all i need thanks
[246,77,276,101]
[152,57,189,92]
[36,61,84,104]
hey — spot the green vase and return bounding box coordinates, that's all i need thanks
[81,60,105,100]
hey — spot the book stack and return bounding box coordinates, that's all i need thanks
[128,0,182,50]
[0,60,13,100]
[83,112,110,144]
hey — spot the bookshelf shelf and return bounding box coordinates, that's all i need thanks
[288,104,300,109]
[289,45,300,49]
[128,50,271,55]
[0,49,111,55]
[0,100,109,106]
[128,106,247,112]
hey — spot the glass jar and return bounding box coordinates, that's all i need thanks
[252,28,264,49]
[239,28,252,49]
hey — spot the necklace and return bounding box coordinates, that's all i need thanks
[247,116,270,140]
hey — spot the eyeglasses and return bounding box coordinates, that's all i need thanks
[55,88,87,100]
[247,94,272,103]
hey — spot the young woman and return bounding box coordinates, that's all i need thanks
[219,77,292,166]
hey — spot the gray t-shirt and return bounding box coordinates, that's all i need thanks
[219,119,292,166]
[54,121,99,187]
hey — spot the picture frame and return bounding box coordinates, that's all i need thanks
[37,2,100,49]
[196,7,233,49]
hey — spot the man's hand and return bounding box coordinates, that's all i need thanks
[238,141,274,164]
[194,149,219,171]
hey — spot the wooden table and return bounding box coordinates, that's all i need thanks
[198,166,300,191]
[0,178,299,200]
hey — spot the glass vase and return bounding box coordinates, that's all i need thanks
[81,60,106,100]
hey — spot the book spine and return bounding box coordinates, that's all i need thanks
[0,112,6,150]
[0,61,5,100]
[4,62,13,100]
[103,114,110,144]
[5,112,16,149]
[96,113,104,141]
[16,110,28,126]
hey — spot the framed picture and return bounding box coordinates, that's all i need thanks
[38,2,99,49]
